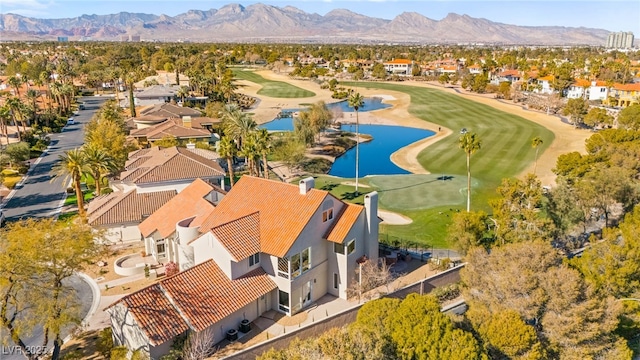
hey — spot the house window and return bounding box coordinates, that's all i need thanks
[322,208,334,222]
[333,273,339,289]
[249,253,260,266]
[278,290,290,313]
[347,239,355,255]
[156,242,166,256]
[334,242,344,254]
[290,247,312,279]
[277,257,289,279]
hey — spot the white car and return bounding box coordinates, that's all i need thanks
[67,118,75,125]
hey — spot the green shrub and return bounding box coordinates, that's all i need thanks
[110,346,128,360]
[101,187,114,195]
[96,328,114,358]
[301,158,332,174]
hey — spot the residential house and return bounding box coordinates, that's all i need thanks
[138,103,202,119]
[566,79,609,101]
[383,59,414,75]
[116,146,226,194]
[128,116,220,146]
[87,189,176,243]
[467,64,483,75]
[138,179,222,268]
[121,84,181,108]
[608,83,640,108]
[491,69,521,85]
[535,75,555,94]
[88,146,225,243]
[108,176,380,359]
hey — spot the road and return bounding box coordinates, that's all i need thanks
[0,97,105,359]
[2,97,106,221]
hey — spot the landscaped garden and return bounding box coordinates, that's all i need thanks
[233,69,316,98]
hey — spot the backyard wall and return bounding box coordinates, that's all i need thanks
[222,264,465,360]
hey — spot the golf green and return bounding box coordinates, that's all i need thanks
[233,69,316,98]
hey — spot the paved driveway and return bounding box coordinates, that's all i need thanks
[3,97,107,221]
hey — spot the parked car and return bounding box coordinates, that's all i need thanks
[67,118,75,125]
[460,128,468,134]
[79,103,86,110]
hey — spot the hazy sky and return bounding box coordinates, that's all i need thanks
[2,0,639,34]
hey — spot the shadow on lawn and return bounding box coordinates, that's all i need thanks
[377,176,456,193]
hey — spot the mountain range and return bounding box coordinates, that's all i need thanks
[0,3,610,45]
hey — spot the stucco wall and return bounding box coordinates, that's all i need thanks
[104,223,142,243]
[108,303,151,358]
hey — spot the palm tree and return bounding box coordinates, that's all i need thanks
[348,91,365,194]
[256,128,272,179]
[25,89,39,124]
[83,146,115,196]
[241,133,260,177]
[218,136,237,188]
[221,104,257,150]
[7,76,22,97]
[459,132,481,212]
[52,148,90,218]
[531,136,543,175]
[6,97,26,141]
[177,86,190,104]
[0,105,11,142]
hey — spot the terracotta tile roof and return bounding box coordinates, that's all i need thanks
[139,179,216,238]
[612,83,640,91]
[574,78,592,87]
[87,189,176,226]
[538,75,555,82]
[498,70,520,77]
[197,176,330,258]
[325,203,363,243]
[112,283,189,346]
[129,120,211,141]
[384,59,412,65]
[210,212,261,261]
[139,103,202,118]
[109,260,277,343]
[121,147,225,185]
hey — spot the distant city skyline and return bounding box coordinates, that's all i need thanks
[2,0,639,35]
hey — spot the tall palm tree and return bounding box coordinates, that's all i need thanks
[7,76,22,97]
[25,89,39,124]
[0,105,11,142]
[459,132,481,212]
[6,97,26,141]
[241,133,261,177]
[348,91,365,194]
[221,104,257,150]
[52,148,90,218]
[218,136,237,188]
[531,136,543,175]
[83,146,115,196]
[39,71,53,114]
[256,128,272,179]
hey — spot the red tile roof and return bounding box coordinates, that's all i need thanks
[87,189,176,226]
[112,283,189,346]
[108,259,277,344]
[197,176,331,258]
[538,75,555,82]
[325,204,363,243]
[612,83,640,91]
[121,147,225,185]
[384,59,412,65]
[139,179,216,238]
[210,212,261,261]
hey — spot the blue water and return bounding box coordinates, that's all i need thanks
[260,97,391,132]
[329,124,434,177]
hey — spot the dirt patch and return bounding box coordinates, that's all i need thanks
[102,276,160,296]
[84,242,146,283]
[60,329,105,360]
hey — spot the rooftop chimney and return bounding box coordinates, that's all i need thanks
[299,177,315,195]
[186,142,196,149]
[183,116,192,128]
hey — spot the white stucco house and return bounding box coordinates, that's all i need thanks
[87,146,226,243]
[383,59,414,75]
[107,176,380,359]
[567,79,610,101]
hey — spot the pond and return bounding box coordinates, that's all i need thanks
[329,124,434,177]
[260,97,391,132]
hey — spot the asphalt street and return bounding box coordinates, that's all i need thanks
[3,97,106,221]
[1,96,106,359]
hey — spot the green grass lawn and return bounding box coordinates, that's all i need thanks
[313,82,556,248]
[64,191,94,207]
[233,69,316,98]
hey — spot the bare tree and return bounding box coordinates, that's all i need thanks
[182,328,216,360]
[346,258,397,301]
